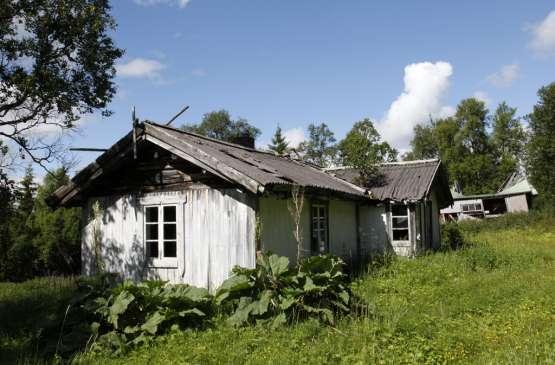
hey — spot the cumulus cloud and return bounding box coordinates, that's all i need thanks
[134,0,191,8]
[528,10,555,55]
[115,58,165,79]
[377,61,454,150]
[283,127,306,148]
[487,64,519,88]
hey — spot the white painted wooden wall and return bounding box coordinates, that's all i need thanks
[505,194,529,213]
[81,188,256,291]
[358,204,391,256]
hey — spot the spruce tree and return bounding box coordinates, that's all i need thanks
[268,126,290,155]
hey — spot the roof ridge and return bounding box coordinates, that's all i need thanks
[325,158,439,171]
[144,121,278,156]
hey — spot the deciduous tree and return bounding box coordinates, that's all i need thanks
[0,0,123,169]
[300,123,337,168]
[527,83,555,205]
[182,109,260,143]
[338,119,397,186]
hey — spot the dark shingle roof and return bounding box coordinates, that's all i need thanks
[328,159,451,204]
[144,122,367,197]
[50,122,369,206]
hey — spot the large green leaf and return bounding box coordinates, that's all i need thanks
[108,290,134,329]
[179,308,205,317]
[214,274,252,304]
[250,290,272,315]
[269,255,290,276]
[141,311,166,335]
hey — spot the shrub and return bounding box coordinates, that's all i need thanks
[86,280,213,351]
[440,222,467,251]
[214,253,357,327]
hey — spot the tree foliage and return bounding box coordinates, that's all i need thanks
[526,83,555,205]
[406,98,526,195]
[181,110,260,143]
[299,123,337,168]
[338,119,397,186]
[0,167,81,281]
[268,126,289,155]
[0,0,123,168]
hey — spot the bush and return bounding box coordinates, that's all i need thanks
[214,253,358,327]
[440,222,467,251]
[86,280,213,351]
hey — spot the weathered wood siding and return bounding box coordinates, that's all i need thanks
[259,197,359,263]
[358,204,391,256]
[431,191,441,249]
[258,196,311,262]
[328,200,357,259]
[81,188,256,291]
[505,194,529,213]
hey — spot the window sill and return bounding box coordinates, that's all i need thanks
[147,259,178,269]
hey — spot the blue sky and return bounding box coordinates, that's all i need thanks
[55,1,555,175]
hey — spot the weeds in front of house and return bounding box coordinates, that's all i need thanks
[2,214,554,364]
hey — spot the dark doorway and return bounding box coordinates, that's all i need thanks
[483,198,507,215]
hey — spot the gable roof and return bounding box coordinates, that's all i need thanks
[50,122,369,206]
[327,159,453,207]
[450,171,538,201]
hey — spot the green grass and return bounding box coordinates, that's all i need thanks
[2,213,554,364]
[0,276,79,364]
[77,214,554,365]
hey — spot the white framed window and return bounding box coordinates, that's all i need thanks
[461,203,482,212]
[144,204,178,267]
[311,203,328,254]
[391,204,410,242]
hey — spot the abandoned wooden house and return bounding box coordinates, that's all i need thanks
[50,122,452,290]
[440,172,537,221]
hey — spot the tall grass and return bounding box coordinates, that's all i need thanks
[0,276,78,364]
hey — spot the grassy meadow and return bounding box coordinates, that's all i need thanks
[1,212,554,364]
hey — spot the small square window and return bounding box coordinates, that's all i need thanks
[164,241,177,257]
[164,224,176,240]
[146,224,158,240]
[146,207,158,223]
[164,206,176,222]
[147,241,158,258]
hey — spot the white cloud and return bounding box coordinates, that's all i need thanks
[191,68,206,77]
[486,64,519,88]
[528,10,555,55]
[115,58,165,79]
[134,0,191,8]
[283,127,306,148]
[473,91,491,106]
[377,61,454,150]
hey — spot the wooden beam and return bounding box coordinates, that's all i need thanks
[145,124,263,194]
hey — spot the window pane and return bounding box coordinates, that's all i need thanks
[312,207,319,218]
[319,220,326,230]
[319,207,326,218]
[148,241,158,258]
[146,224,158,240]
[146,207,158,223]
[164,206,176,222]
[164,224,176,240]
[391,204,407,216]
[164,241,176,257]
[392,217,408,229]
[393,229,409,241]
